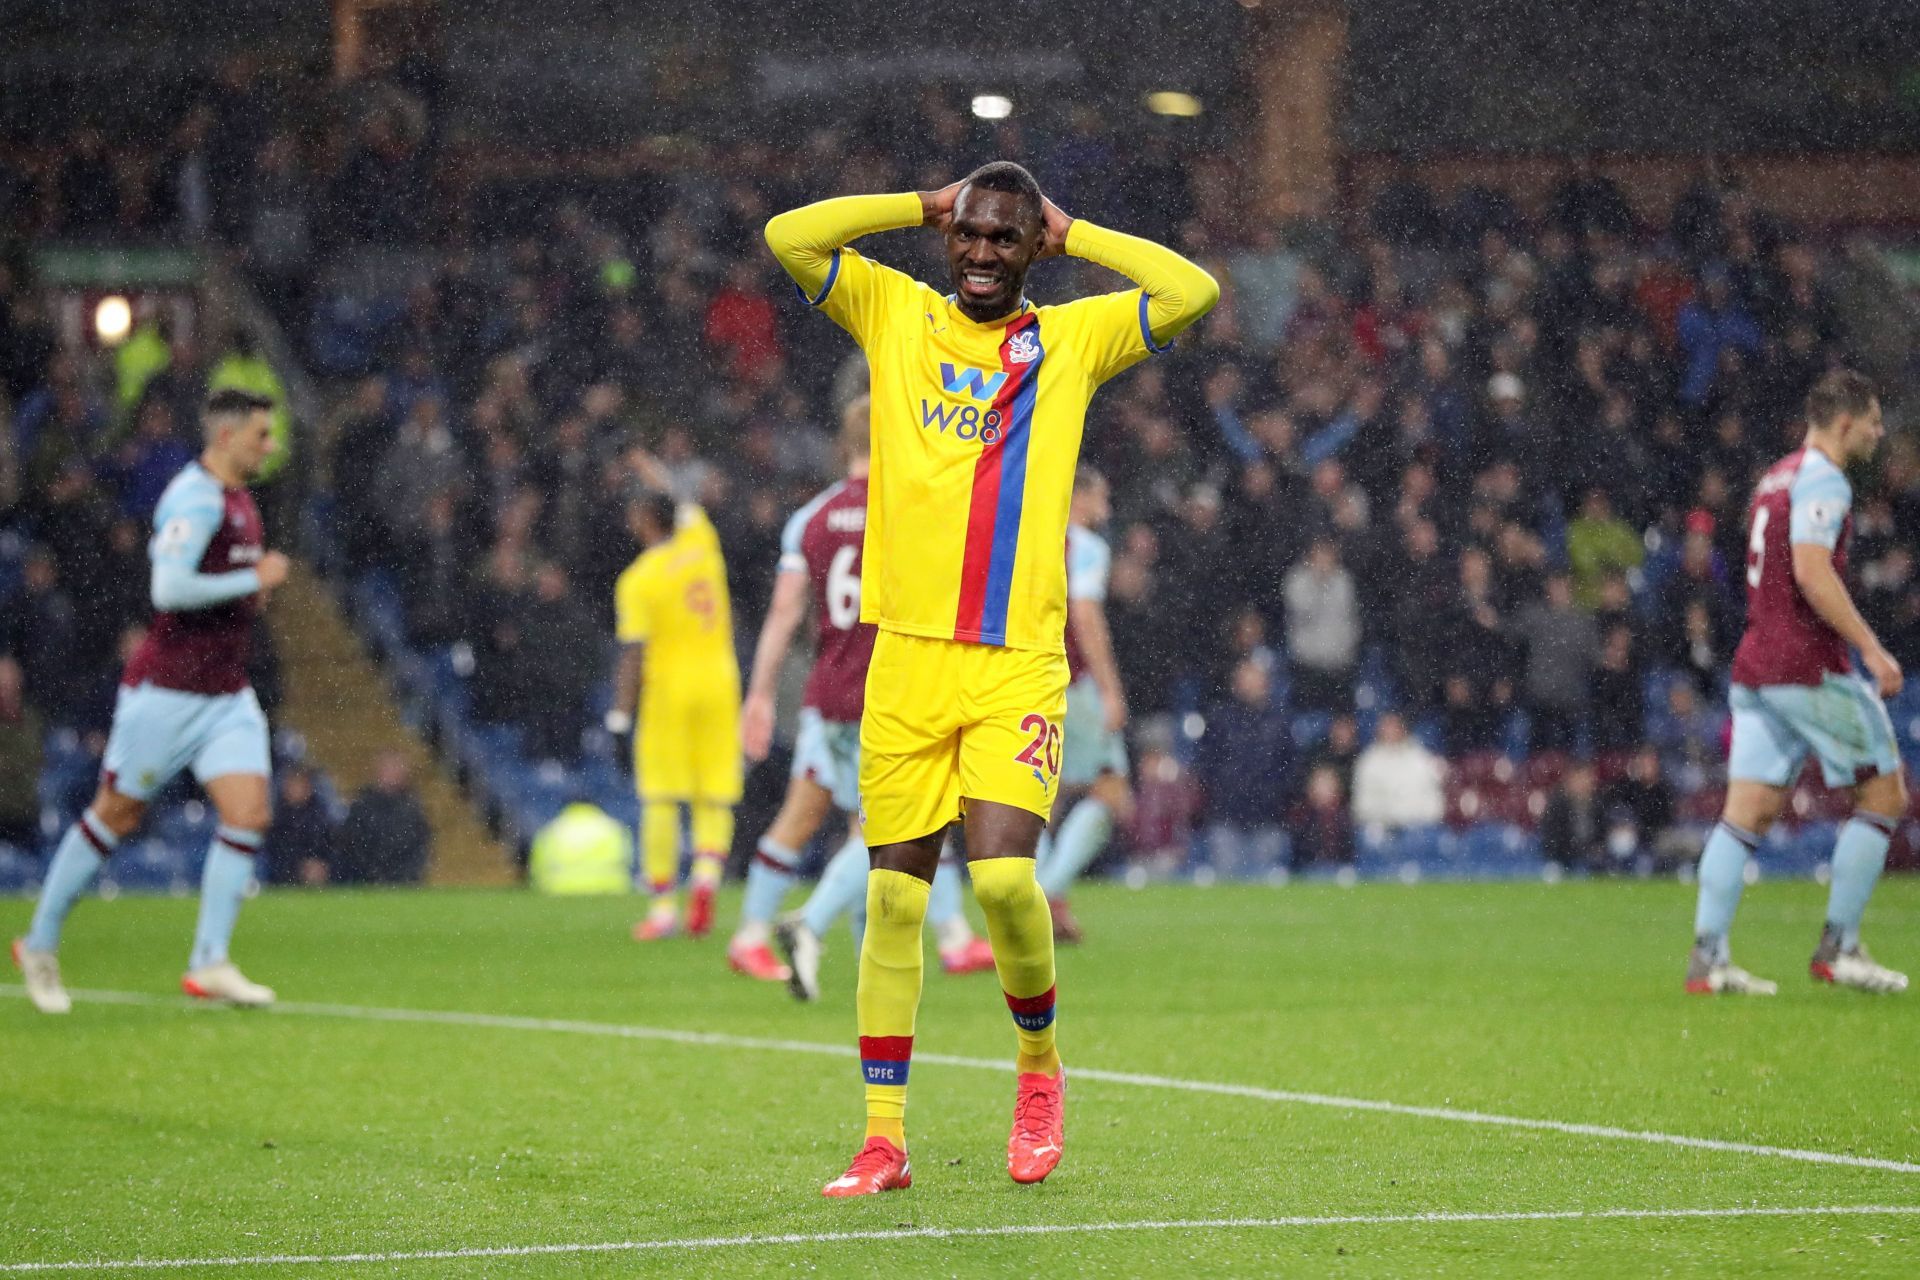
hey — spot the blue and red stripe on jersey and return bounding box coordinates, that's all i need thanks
[859,1034,914,1086]
[1004,984,1056,1032]
[953,313,1045,646]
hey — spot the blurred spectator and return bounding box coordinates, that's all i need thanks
[1289,763,1354,867]
[1126,728,1202,874]
[1513,574,1601,753]
[1600,744,1689,871]
[1676,269,1761,408]
[1352,712,1445,830]
[0,657,43,850]
[1650,680,1723,796]
[9,549,85,727]
[265,764,336,887]
[1284,537,1360,710]
[1196,659,1291,877]
[514,563,598,764]
[397,489,471,649]
[333,751,431,884]
[245,130,314,329]
[1302,713,1361,801]
[1565,489,1643,609]
[1588,624,1645,754]
[1538,762,1608,872]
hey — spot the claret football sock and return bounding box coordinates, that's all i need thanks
[189,828,260,971]
[1826,812,1896,951]
[25,811,116,953]
[1693,821,1759,963]
[857,868,929,1147]
[969,856,1060,1077]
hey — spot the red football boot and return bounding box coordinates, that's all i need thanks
[727,939,791,982]
[821,1136,911,1197]
[686,883,716,938]
[939,936,997,975]
[1007,1067,1066,1184]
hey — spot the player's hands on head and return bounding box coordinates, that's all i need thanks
[1035,196,1073,260]
[919,182,964,233]
[741,693,776,763]
[256,551,290,592]
[1865,644,1905,698]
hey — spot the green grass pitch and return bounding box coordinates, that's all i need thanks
[4,878,1919,1276]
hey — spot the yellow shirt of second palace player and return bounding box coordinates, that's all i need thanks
[802,227,1157,654]
[614,505,740,708]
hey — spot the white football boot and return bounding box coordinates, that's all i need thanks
[773,914,823,1003]
[12,938,72,1014]
[182,961,276,1007]
[1685,943,1777,995]
[1812,928,1908,994]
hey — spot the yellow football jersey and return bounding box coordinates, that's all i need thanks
[768,194,1217,654]
[613,505,740,701]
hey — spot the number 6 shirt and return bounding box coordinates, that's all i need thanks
[778,476,876,724]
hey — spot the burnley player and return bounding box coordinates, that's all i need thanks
[1036,468,1132,942]
[1688,370,1909,996]
[13,389,289,1013]
[769,163,1217,1195]
[731,397,994,991]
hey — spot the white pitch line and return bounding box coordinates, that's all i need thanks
[8,985,1920,1176]
[2,1205,1917,1273]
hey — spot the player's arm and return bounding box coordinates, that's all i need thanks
[742,568,810,762]
[1047,201,1220,348]
[764,192,922,287]
[607,567,650,741]
[607,643,643,738]
[1792,543,1904,696]
[149,498,287,611]
[1068,596,1127,734]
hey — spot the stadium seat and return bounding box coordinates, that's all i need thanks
[0,843,39,893]
[1290,712,1332,750]
[103,840,188,894]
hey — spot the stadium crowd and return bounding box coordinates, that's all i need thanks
[5,70,1920,880]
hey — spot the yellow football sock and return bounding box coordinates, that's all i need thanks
[641,802,680,898]
[857,868,930,1147]
[969,856,1061,1076]
[690,803,732,887]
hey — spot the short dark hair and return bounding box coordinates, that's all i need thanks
[1805,370,1876,428]
[962,160,1043,224]
[205,387,274,420]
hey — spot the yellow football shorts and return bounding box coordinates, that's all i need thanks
[859,630,1069,847]
[637,687,742,804]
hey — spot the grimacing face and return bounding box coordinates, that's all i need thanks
[945,185,1044,322]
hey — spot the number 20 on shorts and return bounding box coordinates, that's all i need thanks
[1015,713,1062,779]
